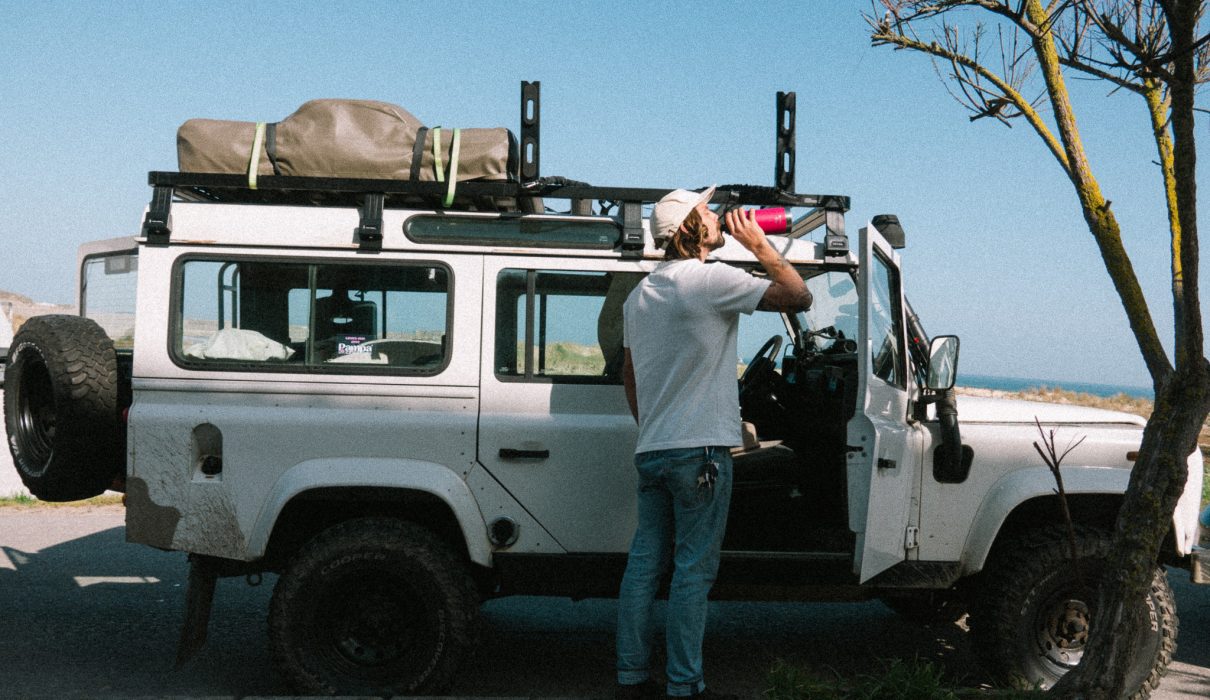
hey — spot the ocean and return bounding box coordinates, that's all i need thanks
[960,373,1152,400]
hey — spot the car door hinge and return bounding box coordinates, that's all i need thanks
[905,526,919,550]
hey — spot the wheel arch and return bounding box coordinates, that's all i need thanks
[961,466,1130,576]
[248,458,490,568]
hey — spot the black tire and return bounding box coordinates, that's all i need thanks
[3,315,124,501]
[972,525,1176,697]
[269,517,479,696]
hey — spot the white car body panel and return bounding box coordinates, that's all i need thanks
[73,198,1199,590]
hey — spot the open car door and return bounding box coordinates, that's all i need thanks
[848,222,922,582]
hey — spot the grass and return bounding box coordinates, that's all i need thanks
[765,658,1043,699]
[0,492,124,508]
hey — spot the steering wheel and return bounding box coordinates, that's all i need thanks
[739,334,783,400]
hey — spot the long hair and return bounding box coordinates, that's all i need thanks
[666,209,709,260]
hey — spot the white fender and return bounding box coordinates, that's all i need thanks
[960,466,1128,576]
[247,458,491,566]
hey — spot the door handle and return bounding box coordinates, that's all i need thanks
[499,448,550,460]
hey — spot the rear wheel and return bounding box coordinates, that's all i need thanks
[3,315,124,501]
[972,525,1176,697]
[269,517,478,696]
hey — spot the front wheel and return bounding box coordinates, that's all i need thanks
[972,525,1176,698]
[269,518,479,696]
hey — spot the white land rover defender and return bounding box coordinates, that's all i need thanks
[4,87,1206,697]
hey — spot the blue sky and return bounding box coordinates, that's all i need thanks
[0,1,1202,389]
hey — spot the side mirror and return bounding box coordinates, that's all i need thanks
[926,335,960,391]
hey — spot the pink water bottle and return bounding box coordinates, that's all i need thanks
[751,207,791,234]
[722,207,791,235]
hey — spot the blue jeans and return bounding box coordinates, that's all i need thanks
[616,446,733,697]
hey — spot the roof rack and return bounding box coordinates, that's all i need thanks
[142,83,851,257]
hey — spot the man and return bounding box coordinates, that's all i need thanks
[616,186,812,698]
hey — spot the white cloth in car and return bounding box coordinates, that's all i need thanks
[186,328,295,361]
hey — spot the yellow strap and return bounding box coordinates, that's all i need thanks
[248,122,266,190]
[432,126,444,183]
[444,128,461,207]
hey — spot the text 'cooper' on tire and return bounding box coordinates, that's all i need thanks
[3,315,124,501]
[268,517,479,696]
[972,525,1176,698]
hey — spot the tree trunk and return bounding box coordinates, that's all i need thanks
[1051,366,1210,699]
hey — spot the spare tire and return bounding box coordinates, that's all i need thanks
[3,315,125,501]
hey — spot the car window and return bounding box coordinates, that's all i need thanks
[868,252,905,388]
[175,259,450,374]
[795,271,859,354]
[495,269,642,384]
[81,253,138,351]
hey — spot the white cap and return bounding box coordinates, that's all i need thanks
[649,185,716,245]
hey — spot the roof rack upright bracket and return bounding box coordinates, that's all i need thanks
[356,193,385,252]
[776,92,796,193]
[823,207,848,258]
[621,201,645,259]
[142,185,173,245]
[520,81,540,182]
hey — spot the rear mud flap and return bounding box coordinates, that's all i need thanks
[1192,548,1209,585]
[175,555,219,667]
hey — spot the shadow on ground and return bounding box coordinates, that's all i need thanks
[1,515,1207,698]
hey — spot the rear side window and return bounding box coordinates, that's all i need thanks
[81,253,138,351]
[175,259,450,374]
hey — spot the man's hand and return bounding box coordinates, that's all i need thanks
[724,209,812,313]
[724,209,767,252]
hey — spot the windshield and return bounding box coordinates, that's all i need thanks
[795,270,859,353]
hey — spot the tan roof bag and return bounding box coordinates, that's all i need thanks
[177,98,514,182]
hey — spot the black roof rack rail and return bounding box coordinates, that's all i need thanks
[146,170,849,211]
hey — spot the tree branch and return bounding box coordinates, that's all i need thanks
[870,23,1073,172]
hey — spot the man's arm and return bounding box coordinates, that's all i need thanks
[622,348,639,424]
[724,209,812,312]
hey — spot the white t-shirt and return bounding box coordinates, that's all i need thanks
[623,259,770,454]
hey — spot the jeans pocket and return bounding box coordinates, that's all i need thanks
[667,455,712,509]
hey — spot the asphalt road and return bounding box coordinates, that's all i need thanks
[0,505,1207,699]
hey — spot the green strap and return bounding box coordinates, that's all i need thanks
[248,122,266,190]
[444,128,461,207]
[432,126,443,183]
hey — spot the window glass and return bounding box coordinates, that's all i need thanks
[82,253,138,350]
[869,253,905,387]
[496,269,642,383]
[795,271,859,353]
[408,216,619,249]
[176,259,449,373]
[737,309,793,378]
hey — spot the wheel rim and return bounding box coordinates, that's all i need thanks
[311,569,440,685]
[13,353,56,476]
[1034,587,1093,671]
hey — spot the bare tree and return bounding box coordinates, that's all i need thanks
[867,1,1210,698]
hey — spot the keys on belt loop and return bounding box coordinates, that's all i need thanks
[698,448,719,490]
